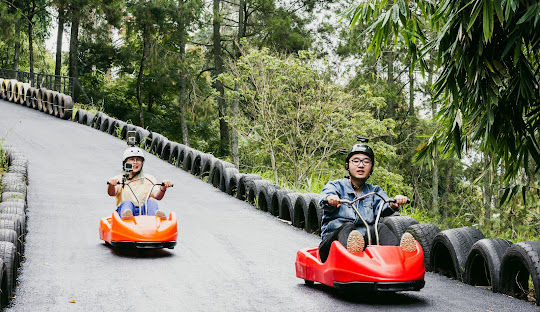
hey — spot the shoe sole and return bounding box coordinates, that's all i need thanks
[400,233,417,252]
[347,230,365,253]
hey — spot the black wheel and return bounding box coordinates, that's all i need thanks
[464,238,512,293]
[247,179,270,205]
[383,216,419,239]
[430,227,485,280]
[304,279,314,286]
[500,241,540,305]
[271,189,292,217]
[257,184,280,214]
[306,194,322,234]
[236,174,261,201]
[222,168,240,195]
[406,223,441,271]
[280,193,299,222]
[0,242,17,300]
[60,94,73,120]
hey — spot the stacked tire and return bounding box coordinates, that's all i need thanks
[0,78,73,120]
[0,145,28,308]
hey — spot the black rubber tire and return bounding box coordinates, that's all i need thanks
[31,87,39,109]
[8,165,27,177]
[406,223,441,271]
[236,174,261,201]
[0,241,16,301]
[106,118,119,135]
[271,189,292,217]
[383,216,419,239]
[183,149,200,173]
[0,260,9,308]
[149,133,164,155]
[95,112,109,130]
[157,139,171,160]
[0,229,19,265]
[199,154,217,179]
[210,161,236,190]
[52,91,61,117]
[500,241,540,305]
[280,192,300,222]
[45,90,54,114]
[74,109,87,124]
[1,179,26,193]
[293,193,319,230]
[306,194,322,234]
[0,202,26,213]
[36,88,46,112]
[100,117,113,132]
[59,94,73,120]
[190,152,204,176]
[177,145,192,169]
[247,180,271,205]
[166,143,182,165]
[0,213,25,238]
[430,227,485,280]
[24,87,34,107]
[222,168,240,195]
[0,192,25,203]
[257,183,280,214]
[464,238,513,293]
[135,127,150,147]
[84,112,96,127]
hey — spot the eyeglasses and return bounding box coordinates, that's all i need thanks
[350,158,372,166]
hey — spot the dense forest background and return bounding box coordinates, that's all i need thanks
[0,0,538,241]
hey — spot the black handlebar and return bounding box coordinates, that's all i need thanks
[321,197,410,206]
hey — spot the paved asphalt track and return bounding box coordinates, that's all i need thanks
[0,99,538,312]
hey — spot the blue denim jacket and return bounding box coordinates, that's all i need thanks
[319,178,394,239]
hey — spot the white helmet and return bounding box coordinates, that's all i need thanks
[123,147,145,162]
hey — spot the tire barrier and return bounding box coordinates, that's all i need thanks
[149,132,165,156]
[25,87,34,107]
[383,216,419,239]
[500,241,540,305]
[158,139,172,161]
[464,238,512,293]
[292,193,319,229]
[208,160,235,190]
[0,145,29,308]
[258,183,280,214]
[405,223,441,271]
[271,189,292,217]
[236,174,261,201]
[222,168,240,195]
[183,149,200,173]
[0,78,5,99]
[280,192,300,222]
[199,154,216,178]
[135,127,150,147]
[430,227,485,280]
[44,90,54,114]
[246,179,270,205]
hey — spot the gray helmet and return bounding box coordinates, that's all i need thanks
[345,137,375,172]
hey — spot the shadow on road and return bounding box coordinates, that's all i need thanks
[298,283,428,306]
[100,243,175,259]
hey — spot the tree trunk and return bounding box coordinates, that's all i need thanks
[69,9,80,102]
[409,67,414,115]
[442,163,453,219]
[136,25,150,128]
[13,18,21,74]
[213,0,229,156]
[231,0,245,168]
[179,31,189,146]
[55,4,65,91]
[386,51,395,118]
[28,18,34,77]
[427,63,439,216]
[483,154,493,225]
